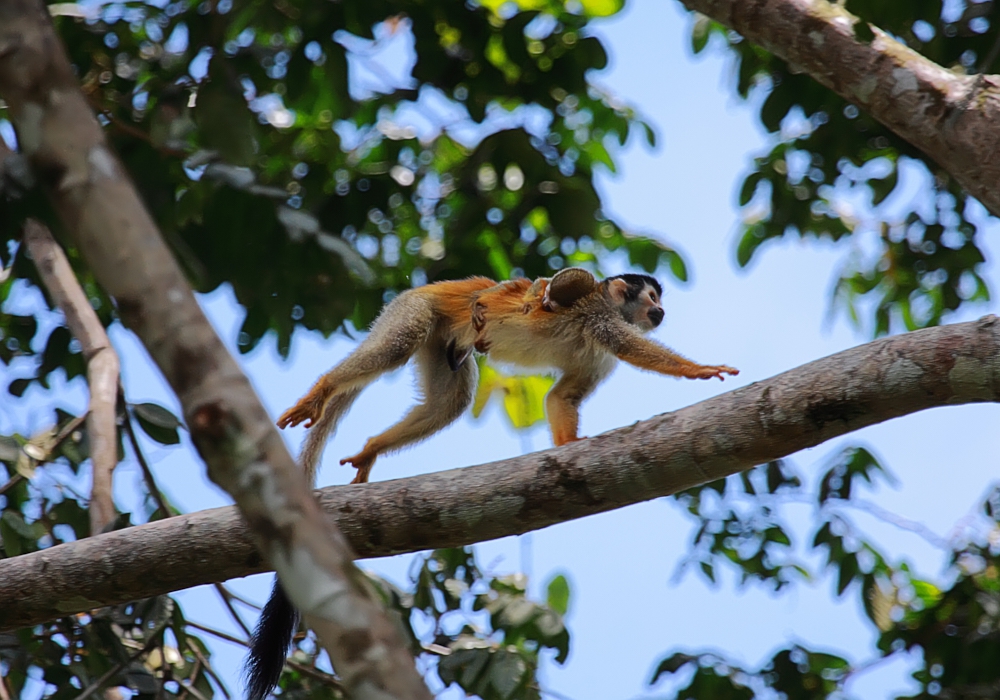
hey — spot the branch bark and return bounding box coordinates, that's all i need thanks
[0,2,431,697]
[677,0,1000,218]
[22,219,120,535]
[2,317,998,631]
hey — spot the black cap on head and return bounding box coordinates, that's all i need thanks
[606,273,662,301]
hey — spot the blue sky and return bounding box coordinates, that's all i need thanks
[5,1,1000,698]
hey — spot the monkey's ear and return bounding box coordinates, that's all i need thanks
[544,268,597,310]
[606,277,630,305]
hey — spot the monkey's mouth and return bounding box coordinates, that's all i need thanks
[648,308,664,327]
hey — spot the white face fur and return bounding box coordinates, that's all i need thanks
[608,278,664,332]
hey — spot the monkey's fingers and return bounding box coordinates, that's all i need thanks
[690,365,739,381]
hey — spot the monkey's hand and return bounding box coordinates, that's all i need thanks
[340,450,376,484]
[277,389,328,429]
[471,301,491,353]
[689,365,739,381]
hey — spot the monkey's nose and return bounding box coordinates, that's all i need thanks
[648,307,664,326]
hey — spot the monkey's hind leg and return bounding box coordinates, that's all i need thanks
[341,338,478,483]
[277,291,437,430]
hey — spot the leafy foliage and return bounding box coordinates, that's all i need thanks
[272,548,571,700]
[0,597,218,700]
[1,0,679,364]
[689,1,994,336]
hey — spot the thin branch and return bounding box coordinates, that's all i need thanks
[122,407,171,519]
[126,401,254,648]
[186,620,247,647]
[212,583,253,639]
[22,220,120,536]
[2,317,999,630]
[678,0,1000,220]
[186,640,232,700]
[286,659,343,691]
[844,497,951,550]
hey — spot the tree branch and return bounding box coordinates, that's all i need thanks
[0,1,431,696]
[2,317,998,630]
[22,219,121,535]
[678,0,1000,218]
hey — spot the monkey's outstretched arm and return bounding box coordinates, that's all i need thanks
[612,331,738,381]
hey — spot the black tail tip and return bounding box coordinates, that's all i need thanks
[244,579,299,700]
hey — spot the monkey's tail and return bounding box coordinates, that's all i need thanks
[243,387,363,699]
[244,579,298,700]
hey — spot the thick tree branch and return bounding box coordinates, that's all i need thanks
[2,318,998,631]
[678,0,1000,218]
[0,2,431,696]
[22,219,120,535]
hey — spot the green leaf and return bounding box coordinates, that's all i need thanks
[132,403,183,430]
[579,0,625,17]
[132,403,182,446]
[691,14,712,54]
[546,574,570,616]
[650,653,696,684]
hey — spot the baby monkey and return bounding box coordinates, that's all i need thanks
[248,269,738,700]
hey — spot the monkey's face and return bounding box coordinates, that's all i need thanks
[606,274,664,332]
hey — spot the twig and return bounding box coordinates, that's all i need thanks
[184,621,342,692]
[122,408,171,519]
[212,583,253,639]
[185,620,247,647]
[0,674,11,700]
[216,586,260,611]
[845,497,950,550]
[186,638,232,700]
[286,659,343,690]
[83,94,187,159]
[23,220,120,536]
[0,475,22,496]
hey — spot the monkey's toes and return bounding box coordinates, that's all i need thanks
[277,403,319,429]
[341,453,375,484]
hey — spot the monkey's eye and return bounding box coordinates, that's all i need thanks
[649,291,658,303]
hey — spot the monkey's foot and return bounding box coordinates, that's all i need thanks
[552,435,585,447]
[689,365,739,381]
[277,391,327,429]
[340,452,376,484]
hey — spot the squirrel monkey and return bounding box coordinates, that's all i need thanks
[277,267,737,484]
[246,268,738,700]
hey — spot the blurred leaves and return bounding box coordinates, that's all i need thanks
[473,356,554,429]
[0,0,683,376]
[0,595,220,700]
[689,2,993,335]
